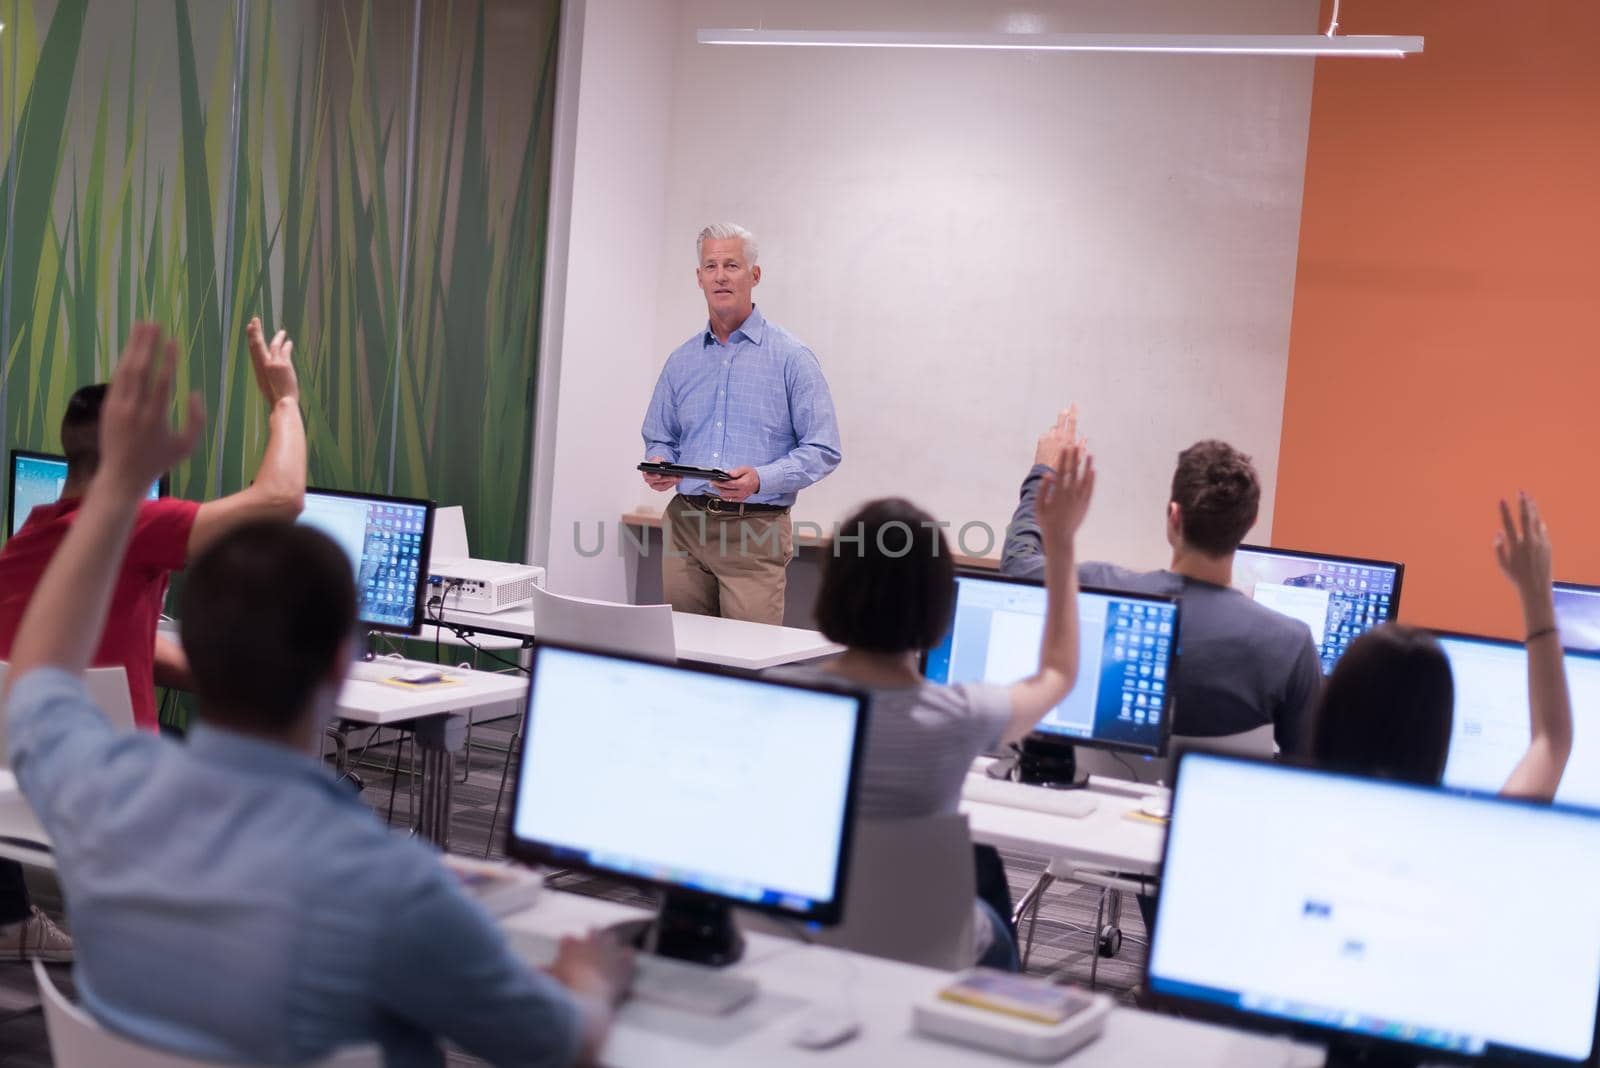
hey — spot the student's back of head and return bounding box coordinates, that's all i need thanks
[816,498,955,653]
[61,383,109,481]
[1168,440,1260,557]
[1310,623,1454,785]
[179,521,356,735]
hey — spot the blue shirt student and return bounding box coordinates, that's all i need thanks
[6,668,581,1068]
[641,305,842,507]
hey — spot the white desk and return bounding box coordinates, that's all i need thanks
[504,888,1320,1067]
[960,766,1165,878]
[436,606,841,671]
[336,661,527,849]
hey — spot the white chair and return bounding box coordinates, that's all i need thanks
[1017,725,1280,977]
[34,960,381,1067]
[482,587,677,855]
[0,661,136,762]
[745,814,978,971]
[1075,722,1278,787]
[429,505,471,561]
[528,585,676,660]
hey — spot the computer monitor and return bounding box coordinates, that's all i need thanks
[1436,631,1600,810]
[1148,752,1600,1068]
[924,571,1181,775]
[506,643,868,966]
[1232,545,1403,673]
[1554,582,1600,653]
[7,448,165,537]
[295,487,435,636]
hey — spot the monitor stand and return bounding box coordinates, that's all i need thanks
[1014,735,1090,789]
[1322,1042,1422,1068]
[609,890,746,967]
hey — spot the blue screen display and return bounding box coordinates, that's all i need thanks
[924,575,1179,753]
[1555,583,1600,653]
[10,453,161,536]
[297,491,430,631]
[1232,547,1401,673]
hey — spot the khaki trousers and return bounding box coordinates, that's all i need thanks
[662,494,793,625]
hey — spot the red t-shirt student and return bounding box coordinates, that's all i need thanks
[0,497,199,731]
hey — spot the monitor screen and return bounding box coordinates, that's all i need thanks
[8,449,163,537]
[1149,752,1600,1066]
[507,644,866,925]
[1437,632,1600,810]
[1232,546,1402,673]
[1555,583,1600,653]
[296,488,434,635]
[923,572,1180,756]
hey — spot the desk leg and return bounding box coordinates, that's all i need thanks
[412,713,468,849]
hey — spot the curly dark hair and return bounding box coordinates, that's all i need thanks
[1169,440,1260,556]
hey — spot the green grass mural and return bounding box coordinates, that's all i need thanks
[0,0,558,562]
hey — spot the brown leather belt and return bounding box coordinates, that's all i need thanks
[679,494,790,516]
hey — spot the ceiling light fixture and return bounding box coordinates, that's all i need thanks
[696,29,1422,59]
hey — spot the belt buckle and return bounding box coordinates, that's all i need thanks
[704,496,726,514]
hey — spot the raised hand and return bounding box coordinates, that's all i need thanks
[1034,442,1095,548]
[99,324,206,495]
[1034,404,1085,470]
[246,316,299,407]
[1495,492,1556,631]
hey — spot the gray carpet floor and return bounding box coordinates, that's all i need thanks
[0,713,1148,1065]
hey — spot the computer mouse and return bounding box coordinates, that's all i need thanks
[1138,796,1171,820]
[788,1006,860,1049]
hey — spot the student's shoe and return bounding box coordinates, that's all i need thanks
[0,907,74,962]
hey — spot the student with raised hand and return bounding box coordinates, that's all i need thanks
[3,324,630,1066]
[1003,406,1322,754]
[775,443,1094,969]
[1312,492,1573,800]
[0,315,304,729]
[0,316,302,964]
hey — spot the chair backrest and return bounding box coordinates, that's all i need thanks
[529,585,676,660]
[0,661,134,761]
[1139,723,1279,785]
[749,814,977,971]
[34,960,381,1068]
[429,505,471,562]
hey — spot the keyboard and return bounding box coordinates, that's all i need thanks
[964,776,1100,818]
[509,930,758,1016]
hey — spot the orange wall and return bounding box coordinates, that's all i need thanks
[1276,0,1600,638]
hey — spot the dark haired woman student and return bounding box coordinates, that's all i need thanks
[1313,493,1573,799]
[776,445,1095,970]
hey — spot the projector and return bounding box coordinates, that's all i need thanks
[428,558,545,614]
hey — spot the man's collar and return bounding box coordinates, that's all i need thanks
[704,305,766,346]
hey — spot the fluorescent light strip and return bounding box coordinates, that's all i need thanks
[697,29,1423,58]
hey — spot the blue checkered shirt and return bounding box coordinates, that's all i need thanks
[642,306,841,506]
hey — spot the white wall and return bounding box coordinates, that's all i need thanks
[538,0,679,599]
[542,0,1319,596]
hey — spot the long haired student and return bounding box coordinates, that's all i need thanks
[775,444,1094,970]
[1311,493,1573,799]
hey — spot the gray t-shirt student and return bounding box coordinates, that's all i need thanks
[1002,464,1322,754]
[766,669,1011,819]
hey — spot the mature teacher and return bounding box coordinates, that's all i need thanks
[641,223,841,625]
